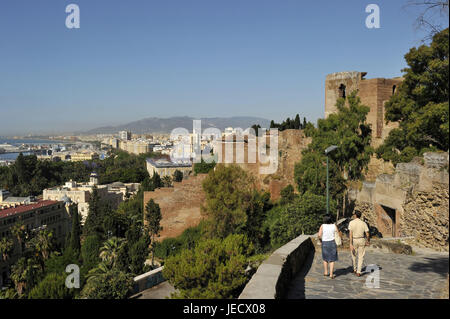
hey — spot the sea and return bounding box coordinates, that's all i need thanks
[0,138,67,161]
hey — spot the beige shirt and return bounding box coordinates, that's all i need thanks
[348,218,369,239]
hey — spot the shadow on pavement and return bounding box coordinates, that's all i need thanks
[335,266,354,277]
[408,256,449,278]
[286,247,315,299]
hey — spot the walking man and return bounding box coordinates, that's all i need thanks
[348,210,370,276]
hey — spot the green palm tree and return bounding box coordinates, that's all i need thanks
[0,237,14,261]
[0,288,18,299]
[99,237,126,268]
[85,261,110,283]
[11,222,27,246]
[30,230,54,262]
[10,257,41,296]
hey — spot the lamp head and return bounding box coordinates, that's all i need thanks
[325,145,338,155]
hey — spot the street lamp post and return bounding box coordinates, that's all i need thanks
[324,145,338,215]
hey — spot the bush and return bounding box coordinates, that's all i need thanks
[80,269,134,299]
[154,224,204,260]
[163,234,255,299]
[193,159,216,175]
[173,170,183,182]
[28,272,76,299]
[81,235,101,271]
[265,192,335,248]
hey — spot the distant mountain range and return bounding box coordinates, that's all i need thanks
[83,116,271,134]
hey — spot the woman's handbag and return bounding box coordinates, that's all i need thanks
[334,226,342,246]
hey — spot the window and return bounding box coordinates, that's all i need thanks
[392,85,397,95]
[338,84,346,99]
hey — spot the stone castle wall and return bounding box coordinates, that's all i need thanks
[354,152,449,251]
[143,174,207,241]
[215,129,311,200]
[325,71,403,149]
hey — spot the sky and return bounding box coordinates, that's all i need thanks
[0,0,447,135]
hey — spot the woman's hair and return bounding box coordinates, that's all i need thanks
[323,214,333,224]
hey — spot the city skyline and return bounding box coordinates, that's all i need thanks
[0,1,443,135]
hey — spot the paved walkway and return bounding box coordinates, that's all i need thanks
[131,281,176,299]
[287,248,449,299]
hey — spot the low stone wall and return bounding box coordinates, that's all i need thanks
[132,266,165,295]
[239,235,313,299]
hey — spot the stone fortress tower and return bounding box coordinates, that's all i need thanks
[325,71,404,148]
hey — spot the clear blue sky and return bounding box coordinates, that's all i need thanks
[0,0,444,135]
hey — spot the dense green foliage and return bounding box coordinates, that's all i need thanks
[145,199,162,265]
[67,209,81,255]
[294,152,345,200]
[193,158,216,174]
[163,234,257,299]
[279,184,295,205]
[270,114,309,131]
[201,165,256,239]
[0,153,92,196]
[154,223,204,260]
[294,90,373,219]
[80,269,134,299]
[28,272,75,299]
[265,192,336,248]
[2,185,152,299]
[0,149,156,197]
[376,28,449,164]
[173,169,183,182]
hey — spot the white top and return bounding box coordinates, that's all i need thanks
[322,224,336,242]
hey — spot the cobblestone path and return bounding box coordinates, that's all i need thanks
[287,249,449,299]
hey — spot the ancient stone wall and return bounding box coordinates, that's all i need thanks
[143,174,207,241]
[260,129,311,200]
[215,129,311,200]
[325,71,403,149]
[354,152,449,251]
[325,71,364,118]
[401,185,449,251]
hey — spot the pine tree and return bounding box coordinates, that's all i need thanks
[270,120,275,128]
[145,199,162,266]
[83,186,104,238]
[151,172,162,189]
[68,209,81,254]
[294,114,301,129]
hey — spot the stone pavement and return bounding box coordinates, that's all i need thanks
[287,248,449,299]
[131,281,177,299]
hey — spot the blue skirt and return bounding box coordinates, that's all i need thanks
[322,240,338,262]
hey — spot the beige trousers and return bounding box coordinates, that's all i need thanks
[351,238,366,274]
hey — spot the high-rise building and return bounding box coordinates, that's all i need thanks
[119,131,132,141]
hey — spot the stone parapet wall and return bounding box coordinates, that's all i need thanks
[132,266,165,295]
[238,235,314,299]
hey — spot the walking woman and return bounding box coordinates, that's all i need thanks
[318,214,340,279]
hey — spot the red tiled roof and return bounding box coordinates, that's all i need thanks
[0,200,61,219]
